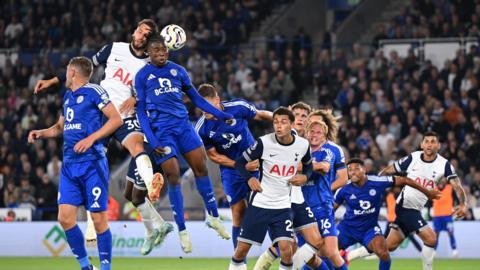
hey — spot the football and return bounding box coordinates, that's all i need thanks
[160,24,187,51]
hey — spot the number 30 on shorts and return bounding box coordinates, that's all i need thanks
[125,119,140,130]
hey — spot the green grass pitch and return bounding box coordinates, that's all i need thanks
[1,257,479,270]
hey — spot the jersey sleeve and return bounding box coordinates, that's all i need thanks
[135,68,161,149]
[194,118,214,150]
[334,146,346,170]
[242,139,264,162]
[92,44,113,66]
[394,154,413,173]
[334,188,345,205]
[302,145,313,165]
[179,66,194,92]
[444,161,458,181]
[235,99,257,120]
[89,85,110,110]
[368,175,395,189]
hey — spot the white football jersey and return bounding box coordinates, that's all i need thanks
[92,42,150,119]
[290,128,306,204]
[394,151,457,210]
[243,133,312,209]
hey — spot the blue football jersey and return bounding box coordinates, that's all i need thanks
[62,83,110,163]
[302,146,335,210]
[134,61,192,120]
[195,99,257,166]
[334,175,394,229]
[324,140,346,176]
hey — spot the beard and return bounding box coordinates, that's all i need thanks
[131,34,147,50]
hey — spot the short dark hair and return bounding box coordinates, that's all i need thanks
[147,32,166,48]
[291,101,312,114]
[137,19,158,34]
[423,131,439,141]
[198,83,218,98]
[273,106,295,122]
[69,56,93,78]
[347,158,364,166]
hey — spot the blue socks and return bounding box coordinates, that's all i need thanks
[195,176,219,217]
[232,226,241,248]
[449,232,457,250]
[321,257,335,270]
[97,229,112,270]
[168,183,186,231]
[335,263,348,270]
[379,258,391,270]
[312,261,329,270]
[65,225,90,268]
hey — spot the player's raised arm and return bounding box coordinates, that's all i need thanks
[134,68,162,150]
[254,110,273,121]
[394,176,441,200]
[28,116,65,143]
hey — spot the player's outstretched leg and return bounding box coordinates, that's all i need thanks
[59,205,97,270]
[183,146,230,240]
[131,187,173,255]
[162,157,192,253]
[124,134,162,201]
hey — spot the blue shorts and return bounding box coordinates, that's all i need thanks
[58,158,109,212]
[311,206,338,237]
[337,222,383,250]
[238,205,293,246]
[391,205,428,236]
[433,216,454,232]
[220,168,256,206]
[151,117,203,164]
[112,117,143,144]
[291,202,317,231]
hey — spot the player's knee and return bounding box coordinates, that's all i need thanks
[278,242,292,260]
[164,171,180,185]
[191,164,208,177]
[57,212,75,230]
[123,189,133,202]
[424,237,437,247]
[376,248,390,261]
[131,194,146,207]
[90,212,108,232]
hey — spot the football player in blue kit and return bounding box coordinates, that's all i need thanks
[299,120,347,270]
[33,19,171,254]
[334,159,440,270]
[195,83,273,251]
[28,57,122,270]
[135,33,234,252]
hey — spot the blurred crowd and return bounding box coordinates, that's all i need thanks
[0,0,480,221]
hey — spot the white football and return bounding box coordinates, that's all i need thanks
[160,24,187,51]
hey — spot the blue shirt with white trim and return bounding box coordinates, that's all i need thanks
[335,175,394,229]
[62,83,111,163]
[195,98,257,167]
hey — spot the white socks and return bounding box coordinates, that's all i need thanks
[293,243,317,269]
[348,246,371,261]
[145,198,165,227]
[135,153,154,186]
[421,245,435,270]
[137,202,154,236]
[229,259,247,270]
[253,248,277,270]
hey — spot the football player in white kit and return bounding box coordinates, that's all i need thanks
[380,131,467,270]
[254,102,327,270]
[229,107,313,270]
[33,19,172,254]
